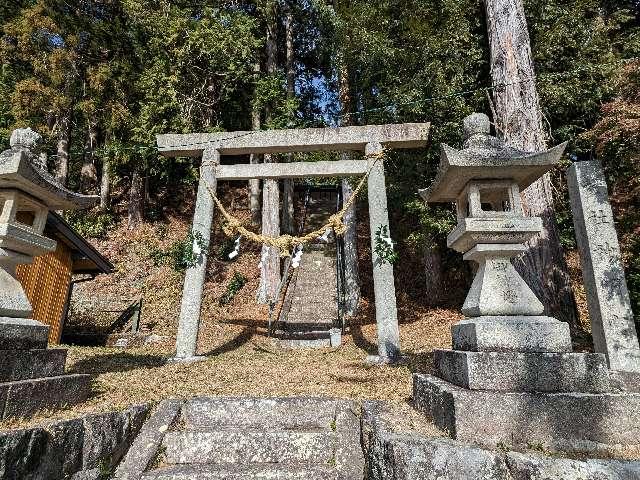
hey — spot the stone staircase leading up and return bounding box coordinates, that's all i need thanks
[276,192,341,348]
[118,397,364,480]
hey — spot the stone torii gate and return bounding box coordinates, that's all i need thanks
[157,123,430,363]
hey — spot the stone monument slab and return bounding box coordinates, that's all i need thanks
[567,161,640,373]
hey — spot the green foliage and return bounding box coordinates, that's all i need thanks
[1,0,639,309]
[253,72,298,129]
[628,238,640,323]
[374,225,399,265]
[219,271,248,305]
[65,211,116,239]
[151,231,208,273]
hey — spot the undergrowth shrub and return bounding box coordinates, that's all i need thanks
[216,237,237,260]
[65,211,116,239]
[219,271,247,305]
[150,231,207,272]
[627,237,640,327]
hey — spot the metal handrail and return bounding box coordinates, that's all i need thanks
[334,187,347,332]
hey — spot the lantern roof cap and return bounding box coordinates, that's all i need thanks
[0,130,98,210]
[420,113,567,203]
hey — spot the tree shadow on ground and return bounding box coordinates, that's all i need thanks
[201,325,257,356]
[68,352,168,375]
[403,351,434,375]
[348,310,378,356]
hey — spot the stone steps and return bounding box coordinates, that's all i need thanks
[0,348,66,382]
[0,373,91,420]
[119,397,364,480]
[275,195,340,348]
[141,464,340,480]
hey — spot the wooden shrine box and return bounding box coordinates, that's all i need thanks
[16,212,113,344]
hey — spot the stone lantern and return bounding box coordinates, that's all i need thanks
[419,113,569,349]
[0,128,98,420]
[414,113,640,453]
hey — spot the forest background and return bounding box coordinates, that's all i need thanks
[0,0,639,330]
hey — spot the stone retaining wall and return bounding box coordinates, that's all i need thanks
[362,401,640,480]
[0,403,151,480]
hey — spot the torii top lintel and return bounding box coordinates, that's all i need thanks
[156,123,430,157]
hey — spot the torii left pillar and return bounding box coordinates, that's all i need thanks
[173,147,219,361]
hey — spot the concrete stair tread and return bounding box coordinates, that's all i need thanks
[280,319,335,329]
[277,327,333,336]
[142,463,340,480]
[163,430,337,464]
[280,338,332,348]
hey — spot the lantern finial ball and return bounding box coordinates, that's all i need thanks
[10,128,42,152]
[463,113,490,141]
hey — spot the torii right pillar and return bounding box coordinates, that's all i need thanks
[366,141,400,363]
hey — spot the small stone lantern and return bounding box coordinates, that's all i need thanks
[0,128,98,420]
[0,128,97,321]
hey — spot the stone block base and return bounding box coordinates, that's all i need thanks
[0,348,66,382]
[0,317,49,350]
[0,374,91,420]
[452,316,571,353]
[413,374,640,454]
[609,370,640,393]
[434,350,610,393]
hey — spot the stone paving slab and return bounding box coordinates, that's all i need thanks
[0,348,66,382]
[163,430,336,465]
[0,373,90,420]
[414,374,640,454]
[434,350,611,393]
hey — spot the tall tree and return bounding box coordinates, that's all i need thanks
[281,6,295,235]
[484,0,577,326]
[249,59,262,227]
